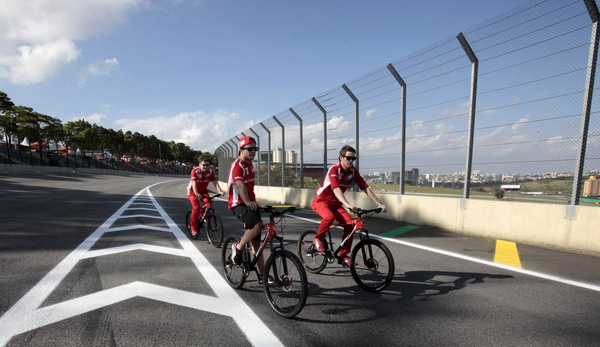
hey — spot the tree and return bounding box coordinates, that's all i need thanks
[0,91,16,163]
[494,188,505,199]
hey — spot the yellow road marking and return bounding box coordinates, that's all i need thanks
[494,240,522,268]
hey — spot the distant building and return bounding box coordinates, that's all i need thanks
[501,184,520,193]
[583,176,600,197]
[271,148,297,164]
[405,168,419,185]
[259,150,272,163]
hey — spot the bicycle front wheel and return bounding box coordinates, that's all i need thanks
[206,214,224,247]
[222,235,246,289]
[298,230,327,274]
[263,250,308,318]
[185,211,193,237]
[350,239,395,292]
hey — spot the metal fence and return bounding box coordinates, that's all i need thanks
[216,0,600,206]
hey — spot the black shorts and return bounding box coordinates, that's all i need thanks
[233,204,262,241]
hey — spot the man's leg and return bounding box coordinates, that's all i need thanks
[333,206,355,260]
[311,199,336,252]
[231,205,262,265]
[187,195,200,235]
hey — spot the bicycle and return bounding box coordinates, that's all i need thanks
[185,193,224,247]
[297,207,395,292]
[221,205,308,318]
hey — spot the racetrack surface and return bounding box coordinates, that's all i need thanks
[1,172,599,346]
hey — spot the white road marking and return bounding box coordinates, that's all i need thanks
[0,183,282,346]
[286,213,600,293]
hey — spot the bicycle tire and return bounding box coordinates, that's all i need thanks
[350,239,395,292]
[263,250,308,318]
[185,211,193,237]
[222,235,246,289]
[297,230,327,274]
[206,214,224,247]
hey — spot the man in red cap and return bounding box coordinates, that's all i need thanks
[227,136,265,272]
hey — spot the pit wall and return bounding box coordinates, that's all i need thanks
[228,184,600,256]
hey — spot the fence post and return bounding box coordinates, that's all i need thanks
[457,32,478,200]
[273,116,285,188]
[259,122,272,186]
[387,63,407,195]
[342,84,360,172]
[312,97,328,177]
[215,146,225,181]
[249,128,261,186]
[289,107,304,188]
[229,140,238,165]
[571,0,600,206]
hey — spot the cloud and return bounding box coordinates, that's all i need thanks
[114,110,252,152]
[78,113,107,124]
[0,0,143,85]
[78,58,119,85]
[366,108,376,119]
[512,117,529,131]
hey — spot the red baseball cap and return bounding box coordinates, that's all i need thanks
[239,136,256,149]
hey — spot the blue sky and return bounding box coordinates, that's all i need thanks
[1,0,530,155]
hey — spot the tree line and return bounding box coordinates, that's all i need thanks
[0,91,215,165]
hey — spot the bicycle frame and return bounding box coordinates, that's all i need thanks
[197,194,219,223]
[323,208,382,262]
[240,207,297,282]
[245,214,283,271]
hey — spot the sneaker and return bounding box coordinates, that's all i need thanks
[258,275,276,285]
[313,237,326,252]
[338,256,357,267]
[191,227,198,238]
[230,242,242,265]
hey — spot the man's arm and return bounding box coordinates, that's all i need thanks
[234,180,259,211]
[212,181,224,195]
[333,187,358,213]
[363,187,387,212]
[192,180,200,196]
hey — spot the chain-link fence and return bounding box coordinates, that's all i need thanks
[216,0,600,206]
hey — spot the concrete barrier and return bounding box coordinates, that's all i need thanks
[237,184,600,256]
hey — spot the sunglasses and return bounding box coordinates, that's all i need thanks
[242,147,259,152]
[343,156,357,161]
[201,164,209,167]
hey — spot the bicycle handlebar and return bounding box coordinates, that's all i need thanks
[356,207,382,217]
[260,205,301,217]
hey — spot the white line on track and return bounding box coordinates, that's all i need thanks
[0,181,282,347]
[286,214,600,293]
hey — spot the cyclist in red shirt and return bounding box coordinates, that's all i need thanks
[187,157,224,236]
[227,136,266,272]
[312,145,387,266]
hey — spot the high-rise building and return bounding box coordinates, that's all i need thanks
[583,176,600,197]
[405,168,419,185]
[271,148,297,164]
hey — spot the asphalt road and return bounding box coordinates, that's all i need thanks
[1,172,599,346]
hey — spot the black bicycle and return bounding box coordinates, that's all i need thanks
[185,193,224,247]
[298,208,394,292]
[222,205,308,318]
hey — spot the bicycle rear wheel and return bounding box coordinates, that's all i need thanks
[297,230,327,274]
[263,250,308,318]
[206,214,224,247]
[222,235,246,289]
[350,239,395,292]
